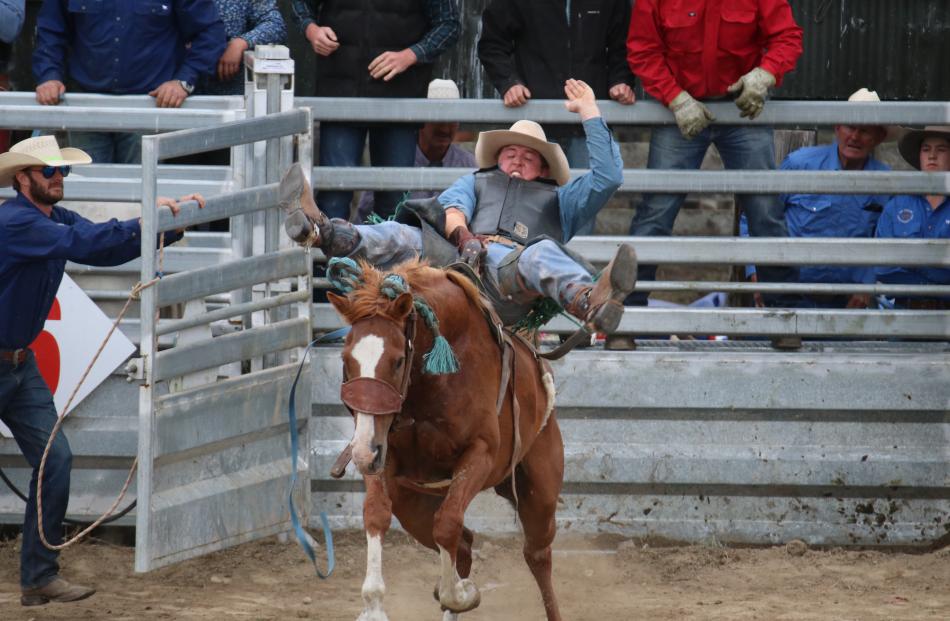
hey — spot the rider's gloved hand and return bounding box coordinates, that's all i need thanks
[668,91,715,140]
[449,226,486,268]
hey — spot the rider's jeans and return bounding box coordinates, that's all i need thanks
[355,224,592,303]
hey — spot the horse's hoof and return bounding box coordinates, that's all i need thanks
[438,578,481,614]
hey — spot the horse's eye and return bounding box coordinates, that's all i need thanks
[394,356,405,370]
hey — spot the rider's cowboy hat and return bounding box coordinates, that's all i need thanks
[475,120,570,186]
[897,125,950,170]
[846,88,901,142]
[0,135,92,187]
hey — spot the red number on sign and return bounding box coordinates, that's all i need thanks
[29,298,61,394]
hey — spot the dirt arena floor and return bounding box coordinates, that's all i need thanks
[1,529,947,620]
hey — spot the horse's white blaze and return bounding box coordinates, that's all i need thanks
[352,334,385,377]
[358,533,387,620]
[351,334,385,468]
[539,371,556,431]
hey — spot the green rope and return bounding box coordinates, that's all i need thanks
[326,257,364,293]
[363,191,411,224]
[379,274,459,375]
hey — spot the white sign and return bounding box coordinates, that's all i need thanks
[0,275,135,437]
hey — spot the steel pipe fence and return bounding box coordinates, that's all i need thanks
[311,166,950,196]
[297,97,950,126]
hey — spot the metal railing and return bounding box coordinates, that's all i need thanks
[1,82,948,341]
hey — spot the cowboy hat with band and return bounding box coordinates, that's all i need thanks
[475,120,571,186]
[897,125,950,170]
[0,135,92,187]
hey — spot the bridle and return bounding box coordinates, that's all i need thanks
[339,311,417,417]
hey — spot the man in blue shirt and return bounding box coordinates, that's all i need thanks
[876,125,950,309]
[281,79,636,334]
[32,0,226,163]
[746,88,896,309]
[0,136,195,606]
[0,0,25,44]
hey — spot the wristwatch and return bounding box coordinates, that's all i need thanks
[178,80,195,95]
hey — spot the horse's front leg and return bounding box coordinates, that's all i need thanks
[358,474,392,621]
[434,447,493,614]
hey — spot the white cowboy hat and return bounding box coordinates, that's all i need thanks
[427,78,460,100]
[846,88,900,142]
[475,120,570,186]
[897,125,950,170]
[0,135,92,187]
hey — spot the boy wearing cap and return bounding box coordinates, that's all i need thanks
[0,136,197,606]
[875,126,950,307]
[281,79,636,334]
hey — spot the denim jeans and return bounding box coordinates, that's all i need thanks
[0,351,72,588]
[355,224,592,303]
[627,125,798,306]
[318,123,418,221]
[67,130,142,164]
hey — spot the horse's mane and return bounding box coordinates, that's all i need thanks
[337,258,491,324]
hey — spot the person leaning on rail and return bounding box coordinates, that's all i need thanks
[289,0,461,222]
[280,79,638,336]
[874,125,950,310]
[617,0,804,350]
[742,88,898,309]
[31,0,226,164]
[196,0,287,96]
[0,136,203,606]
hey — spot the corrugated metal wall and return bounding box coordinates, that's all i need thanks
[782,0,950,100]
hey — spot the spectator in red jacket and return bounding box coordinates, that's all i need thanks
[615,0,803,348]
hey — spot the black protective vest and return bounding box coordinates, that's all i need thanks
[314,0,431,98]
[470,168,562,244]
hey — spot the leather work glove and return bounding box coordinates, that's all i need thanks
[448,227,486,268]
[668,91,715,140]
[727,67,776,119]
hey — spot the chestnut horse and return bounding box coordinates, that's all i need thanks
[326,258,564,621]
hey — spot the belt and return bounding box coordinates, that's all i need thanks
[0,348,29,366]
[482,234,524,249]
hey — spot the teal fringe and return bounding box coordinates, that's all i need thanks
[423,335,460,375]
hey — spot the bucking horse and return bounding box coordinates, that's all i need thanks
[325,257,565,621]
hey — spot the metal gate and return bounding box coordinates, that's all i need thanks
[133,108,314,571]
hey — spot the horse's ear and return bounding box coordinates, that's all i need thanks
[391,292,415,320]
[326,291,351,321]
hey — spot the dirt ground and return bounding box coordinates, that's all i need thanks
[1,529,947,621]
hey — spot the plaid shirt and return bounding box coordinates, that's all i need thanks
[290,0,459,64]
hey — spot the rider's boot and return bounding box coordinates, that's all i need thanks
[563,243,638,334]
[279,164,361,256]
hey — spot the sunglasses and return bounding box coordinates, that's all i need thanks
[31,165,72,179]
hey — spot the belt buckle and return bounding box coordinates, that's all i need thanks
[12,348,25,367]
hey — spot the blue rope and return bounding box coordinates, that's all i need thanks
[287,328,348,579]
